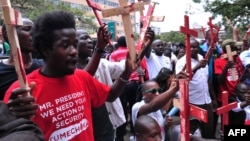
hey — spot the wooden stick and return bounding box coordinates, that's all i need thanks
[205,17,220,60]
[216,91,237,132]
[180,15,198,80]
[1,0,28,90]
[136,2,157,51]
[101,1,144,69]
[225,45,237,80]
[179,79,190,141]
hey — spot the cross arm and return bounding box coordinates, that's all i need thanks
[173,98,208,123]
[102,3,145,17]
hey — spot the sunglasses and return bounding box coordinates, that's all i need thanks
[142,88,163,94]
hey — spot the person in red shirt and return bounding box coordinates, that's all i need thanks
[214,39,244,101]
[3,10,137,141]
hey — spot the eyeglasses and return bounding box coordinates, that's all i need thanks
[142,88,163,94]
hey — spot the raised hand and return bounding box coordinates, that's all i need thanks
[7,82,38,119]
[143,27,155,47]
[197,59,208,68]
[225,60,235,69]
[96,24,111,50]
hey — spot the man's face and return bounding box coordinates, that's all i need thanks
[142,81,161,103]
[76,30,93,58]
[17,18,34,53]
[236,84,249,101]
[152,40,164,56]
[190,40,199,58]
[46,28,78,75]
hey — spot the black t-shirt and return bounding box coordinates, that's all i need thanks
[0,59,43,100]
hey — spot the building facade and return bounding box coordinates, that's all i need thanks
[62,0,137,40]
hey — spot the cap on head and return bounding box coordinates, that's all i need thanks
[222,39,235,49]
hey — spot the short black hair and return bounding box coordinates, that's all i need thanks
[31,10,76,59]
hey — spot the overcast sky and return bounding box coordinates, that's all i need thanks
[140,0,221,32]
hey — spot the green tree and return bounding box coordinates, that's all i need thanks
[191,0,250,38]
[160,31,185,44]
[5,0,97,32]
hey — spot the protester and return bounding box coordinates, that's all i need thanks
[229,82,250,125]
[3,10,136,141]
[134,115,162,141]
[145,39,172,79]
[175,38,215,139]
[0,18,43,100]
[214,39,244,99]
[131,70,187,141]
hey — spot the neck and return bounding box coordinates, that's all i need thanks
[76,57,89,69]
[6,52,33,68]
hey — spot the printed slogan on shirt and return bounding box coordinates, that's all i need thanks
[38,91,88,141]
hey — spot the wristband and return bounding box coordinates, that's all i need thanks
[94,47,106,53]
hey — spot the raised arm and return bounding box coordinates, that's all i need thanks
[138,27,155,60]
[84,24,110,75]
[137,71,187,116]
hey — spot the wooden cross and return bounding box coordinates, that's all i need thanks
[225,45,237,80]
[178,15,208,141]
[102,1,145,69]
[216,91,237,132]
[204,17,220,60]
[136,1,165,51]
[225,16,239,42]
[1,0,28,90]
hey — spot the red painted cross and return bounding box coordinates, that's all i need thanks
[178,15,209,141]
[204,17,220,60]
[136,1,158,51]
[180,15,198,80]
[86,0,112,45]
[217,91,237,132]
[175,80,208,141]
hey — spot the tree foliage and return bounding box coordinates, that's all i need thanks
[4,0,97,33]
[192,0,250,38]
[160,31,185,44]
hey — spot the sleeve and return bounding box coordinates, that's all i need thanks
[84,73,111,108]
[107,60,125,80]
[175,58,185,75]
[131,102,141,126]
[232,102,244,112]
